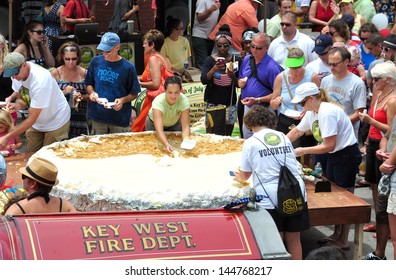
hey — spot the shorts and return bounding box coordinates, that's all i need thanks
[26,120,70,153]
[91,120,130,135]
[327,143,361,189]
[266,202,310,232]
[387,193,396,216]
[365,139,382,184]
[376,193,389,224]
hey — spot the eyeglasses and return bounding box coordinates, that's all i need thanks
[22,174,27,180]
[31,29,44,35]
[251,43,266,50]
[329,31,336,36]
[382,46,391,52]
[360,37,369,42]
[216,43,230,49]
[280,22,291,27]
[373,77,383,82]
[328,60,345,67]
[64,57,78,61]
[299,97,309,107]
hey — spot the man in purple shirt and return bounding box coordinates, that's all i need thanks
[238,32,282,139]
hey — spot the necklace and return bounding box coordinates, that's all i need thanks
[377,89,395,104]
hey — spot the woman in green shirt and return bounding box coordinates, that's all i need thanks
[146,76,191,153]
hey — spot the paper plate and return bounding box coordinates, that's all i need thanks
[284,109,301,118]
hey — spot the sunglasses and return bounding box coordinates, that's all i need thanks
[216,43,230,49]
[31,29,45,35]
[64,57,78,61]
[329,31,336,36]
[318,51,328,56]
[328,60,345,67]
[360,37,369,42]
[373,77,383,82]
[22,174,27,180]
[299,97,309,107]
[280,22,291,27]
[251,43,266,50]
[382,46,391,52]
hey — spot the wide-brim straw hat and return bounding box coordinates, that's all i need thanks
[19,158,59,187]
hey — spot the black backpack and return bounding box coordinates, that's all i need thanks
[254,135,306,217]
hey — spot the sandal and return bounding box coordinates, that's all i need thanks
[364,224,376,232]
[317,237,336,244]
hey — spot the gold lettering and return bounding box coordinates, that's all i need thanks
[84,240,97,254]
[141,237,156,250]
[82,226,96,238]
[108,224,121,237]
[156,236,169,249]
[168,235,181,248]
[97,225,110,237]
[152,223,166,234]
[178,222,188,232]
[181,235,194,247]
[98,239,105,253]
[121,238,135,251]
[132,223,151,235]
[166,222,178,233]
[107,239,122,252]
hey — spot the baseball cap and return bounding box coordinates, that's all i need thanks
[97,32,120,52]
[3,52,25,77]
[312,34,333,54]
[382,34,396,49]
[291,82,320,104]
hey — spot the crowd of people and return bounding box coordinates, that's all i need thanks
[1,0,396,260]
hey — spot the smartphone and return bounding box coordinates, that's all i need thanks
[216,57,225,65]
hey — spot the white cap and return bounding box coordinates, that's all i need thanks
[291,82,320,103]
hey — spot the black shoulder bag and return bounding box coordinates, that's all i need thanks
[254,134,306,217]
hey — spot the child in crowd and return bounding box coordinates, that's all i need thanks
[347,45,366,81]
[0,109,23,156]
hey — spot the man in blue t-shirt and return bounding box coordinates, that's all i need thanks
[86,32,141,134]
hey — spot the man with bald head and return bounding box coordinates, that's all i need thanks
[238,32,283,139]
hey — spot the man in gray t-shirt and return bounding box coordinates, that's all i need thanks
[320,47,366,139]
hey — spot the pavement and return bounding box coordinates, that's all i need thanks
[301,184,393,260]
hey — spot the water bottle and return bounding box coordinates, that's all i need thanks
[314,162,323,178]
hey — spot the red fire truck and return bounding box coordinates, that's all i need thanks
[0,208,290,260]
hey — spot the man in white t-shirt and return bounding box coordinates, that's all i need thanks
[306,34,332,81]
[192,0,221,69]
[2,52,70,152]
[268,12,317,68]
[320,47,366,139]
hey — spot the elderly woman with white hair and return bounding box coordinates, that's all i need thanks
[358,61,396,241]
